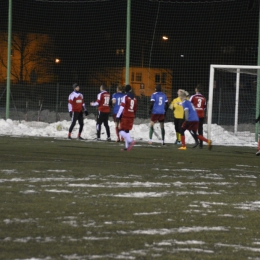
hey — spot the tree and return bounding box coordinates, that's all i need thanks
[0,32,54,84]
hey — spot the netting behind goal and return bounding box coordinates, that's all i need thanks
[207,65,260,146]
[0,0,259,124]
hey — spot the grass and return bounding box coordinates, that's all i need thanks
[0,136,260,259]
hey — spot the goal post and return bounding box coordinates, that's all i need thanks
[208,64,260,143]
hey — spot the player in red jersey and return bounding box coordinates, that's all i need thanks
[90,85,111,141]
[189,85,207,148]
[68,83,88,140]
[116,84,137,151]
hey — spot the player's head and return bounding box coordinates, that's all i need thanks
[179,89,187,100]
[177,89,185,97]
[117,85,123,92]
[184,91,190,99]
[100,84,106,91]
[125,84,132,93]
[73,83,80,91]
[195,84,202,93]
[155,84,161,92]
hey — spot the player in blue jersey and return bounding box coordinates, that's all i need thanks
[112,85,125,142]
[148,84,169,145]
[178,90,212,150]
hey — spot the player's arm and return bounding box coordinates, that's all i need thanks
[68,93,74,111]
[109,95,113,106]
[90,96,99,106]
[203,98,207,110]
[116,105,124,121]
[169,99,175,110]
[112,94,116,105]
[68,95,73,117]
[134,99,137,115]
[116,96,126,120]
[90,93,101,106]
[81,95,86,111]
[68,101,72,112]
[149,101,154,114]
[164,101,169,113]
[81,95,88,116]
[189,95,194,102]
[173,98,181,109]
[90,101,98,106]
[184,108,189,121]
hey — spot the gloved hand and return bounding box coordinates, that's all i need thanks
[116,117,120,123]
[69,111,72,118]
[185,121,189,128]
[85,110,89,116]
[148,109,152,115]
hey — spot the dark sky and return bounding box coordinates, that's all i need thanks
[0,0,259,86]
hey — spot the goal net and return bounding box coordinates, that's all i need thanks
[207,64,260,146]
[0,0,259,125]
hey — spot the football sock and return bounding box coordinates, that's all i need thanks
[105,125,110,138]
[119,131,129,148]
[115,126,119,138]
[177,132,181,141]
[119,131,127,140]
[181,135,186,147]
[190,131,198,143]
[198,135,208,143]
[258,138,260,150]
[161,128,165,141]
[96,124,101,138]
[149,126,154,139]
[125,133,132,143]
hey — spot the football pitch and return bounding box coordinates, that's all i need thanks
[0,136,260,260]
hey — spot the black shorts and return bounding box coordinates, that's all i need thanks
[97,112,109,125]
[72,111,84,125]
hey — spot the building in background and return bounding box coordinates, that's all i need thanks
[87,67,173,100]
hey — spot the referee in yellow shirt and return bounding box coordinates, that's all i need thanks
[169,89,185,144]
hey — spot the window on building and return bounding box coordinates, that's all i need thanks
[161,73,167,84]
[135,72,142,82]
[131,72,134,82]
[155,74,160,83]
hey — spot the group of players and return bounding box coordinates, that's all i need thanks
[147,85,212,150]
[67,82,213,151]
[68,83,136,151]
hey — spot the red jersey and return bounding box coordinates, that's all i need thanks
[189,93,206,118]
[96,91,110,113]
[68,91,85,113]
[120,94,137,118]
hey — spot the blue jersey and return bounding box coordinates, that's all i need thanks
[181,100,199,121]
[150,92,168,114]
[112,92,125,114]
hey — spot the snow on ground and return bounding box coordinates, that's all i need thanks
[0,118,258,147]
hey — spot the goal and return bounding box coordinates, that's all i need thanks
[207,65,260,146]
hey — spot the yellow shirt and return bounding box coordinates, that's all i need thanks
[170,97,184,119]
